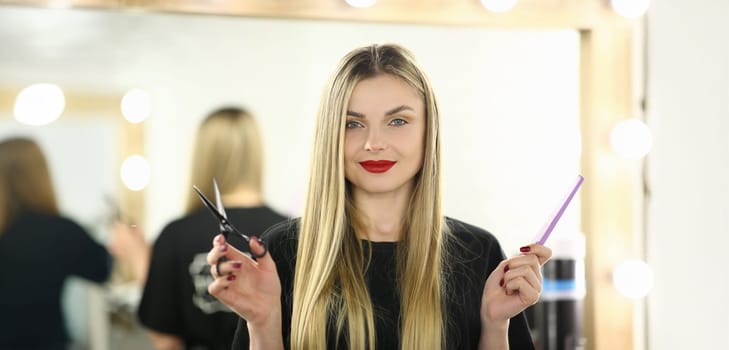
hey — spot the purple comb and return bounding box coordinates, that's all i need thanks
[534,175,584,245]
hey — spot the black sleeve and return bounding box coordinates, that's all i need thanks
[137,225,183,335]
[66,219,112,283]
[232,317,249,350]
[485,236,536,350]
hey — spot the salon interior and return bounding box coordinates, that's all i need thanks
[0,0,726,349]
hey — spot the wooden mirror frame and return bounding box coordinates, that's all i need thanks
[0,1,643,349]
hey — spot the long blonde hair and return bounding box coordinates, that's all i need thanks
[0,137,59,234]
[292,44,448,350]
[184,107,264,213]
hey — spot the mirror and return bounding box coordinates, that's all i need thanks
[1,3,622,350]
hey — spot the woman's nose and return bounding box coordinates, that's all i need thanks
[364,128,387,152]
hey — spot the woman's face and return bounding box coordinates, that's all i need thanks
[344,73,426,198]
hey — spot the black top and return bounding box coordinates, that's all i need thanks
[138,206,287,350]
[0,212,112,350]
[232,218,535,350]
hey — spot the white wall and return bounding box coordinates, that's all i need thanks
[646,0,729,349]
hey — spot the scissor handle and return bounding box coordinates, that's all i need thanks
[250,237,267,259]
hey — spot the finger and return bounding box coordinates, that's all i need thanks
[485,259,510,290]
[504,265,542,292]
[207,234,230,265]
[211,260,247,278]
[519,244,553,265]
[249,236,276,271]
[504,254,541,281]
[504,277,540,305]
[207,272,238,296]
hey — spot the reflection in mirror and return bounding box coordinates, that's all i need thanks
[0,5,580,350]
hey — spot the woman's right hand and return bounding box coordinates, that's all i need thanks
[206,234,282,329]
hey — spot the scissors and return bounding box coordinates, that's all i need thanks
[193,179,267,261]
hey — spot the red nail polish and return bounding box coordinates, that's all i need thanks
[504,265,510,273]
[227,274,236,281]
[232,262,242,269]
[519,246,531,253]
[499,278,504,287]
[220,245,227,252]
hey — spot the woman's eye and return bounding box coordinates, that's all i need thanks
[346,120,363,128]
[389,118,407,126]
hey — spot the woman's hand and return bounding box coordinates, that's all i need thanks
[107,221,151,284]
[206,234,284,350]
[481,244,552,326]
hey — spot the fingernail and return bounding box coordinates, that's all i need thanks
[519,246,531,253]
[227,274,236,281]
[215,234,223,243]
[232,262,242,269]
[219,245,227,252]
[504,265,510,273]
[499,278,504,287]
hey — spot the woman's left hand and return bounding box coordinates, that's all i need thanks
[481,244,552,325]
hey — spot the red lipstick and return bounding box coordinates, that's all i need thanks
[359,160,396,173]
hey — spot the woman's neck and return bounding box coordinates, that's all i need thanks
[352,184,412,242]
[221,185,263,208]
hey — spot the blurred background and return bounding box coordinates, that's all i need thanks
[0,0,726,349]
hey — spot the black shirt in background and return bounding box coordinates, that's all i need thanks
[233,217,536,350]
[138,206,286,350]
[0,212,112,350]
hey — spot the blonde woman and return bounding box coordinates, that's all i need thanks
[207,45,551,350]
[126,107,287,350]
[0,137,112,350]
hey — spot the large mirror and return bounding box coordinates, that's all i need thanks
[0,2,638,350]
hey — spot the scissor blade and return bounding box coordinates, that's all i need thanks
[193,185,227,225]
[213,178,227,220]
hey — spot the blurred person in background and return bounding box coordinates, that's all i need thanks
[0,137,112,350]
[111,106,287,350]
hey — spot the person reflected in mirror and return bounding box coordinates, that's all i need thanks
[111,106,287,350]
[0,137,113,350]
[206,44,553,350]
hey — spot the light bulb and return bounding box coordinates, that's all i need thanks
[613,259,654,299]
[121,155,151,191]
[610,118,653,159]
[480,0,518,13]
[14,83,65,126]
[121,88,152,123]
[610,0,650,18]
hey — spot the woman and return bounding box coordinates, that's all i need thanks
[0,137,112,350]
[122,107,287,350]
[206,45,551,350]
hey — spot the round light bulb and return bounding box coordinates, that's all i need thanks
[345,0,376,8]
[610,118,653,159]
[120,155,151,191]
[613,259,654,299]
[14,83,66,126]
[610,0,650,18]
[480,0,518,13]
[121,88,152,123]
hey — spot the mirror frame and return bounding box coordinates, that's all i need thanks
[0,1,644,349]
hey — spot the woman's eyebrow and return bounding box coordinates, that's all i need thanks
[385,105,414,116]
[346,105,414,118]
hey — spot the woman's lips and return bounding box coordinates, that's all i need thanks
[359,160,396,173]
